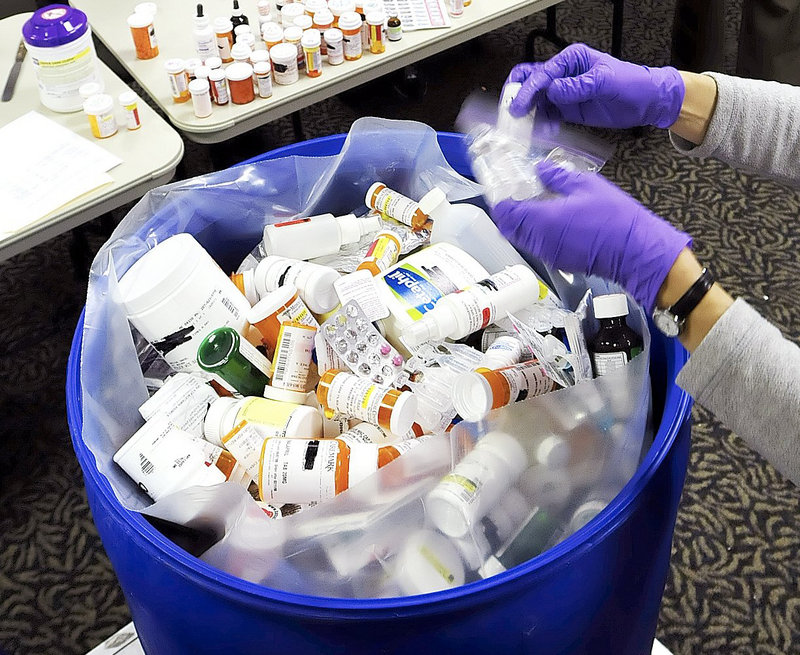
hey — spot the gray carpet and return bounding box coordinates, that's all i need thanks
[1,0,799,653]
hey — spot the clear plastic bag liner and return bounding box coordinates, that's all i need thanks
[80,117,650,596]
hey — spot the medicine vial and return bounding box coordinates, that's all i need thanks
[248,285,319,358]
[313,9,334,54]
[83,94,118,139]
[283,26,305,70]
[366,183,432,231]
[387,15,402,41]
[118,91,141,130]
[253,60,273,98]
[338,12,363,60]
[261,21,284,50]
[317,369,417,435]
[427,430,527,539]
[479,506,560,578]
[193,4,216,58]
[230,40,253,63]
[184,57,204,81]
[236,24,257,49]
[79,82,102,101]
[280,2,305,27]
[356,229,402,276]
[208,67,230,104]
[231,0,249,27]
[293,15,313,31]
[451,361,556,423]
[258,436,379,504]
[402,265,542,347]
[269,42,299,84]
[205,55,222,70]
[226,61,255,104]
[301,29,323,77]
[257,0,271,17]
[118,233,250,374]
[204,395,323,446]
[263,213,380,260]
[188,77,213,117]
[254,256,341,314]
[476,335,524,371]
[268,321,316,396]
[164,58,191,103]
[329,0,357,26]
[366,11,385,54]
[251,49,270,65]
[324,28,344,64]
[213,17,235,62]
[590,293,643,377]
[196,326,271,396]
[127,11,159,60]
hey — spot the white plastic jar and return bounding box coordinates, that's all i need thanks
[324,28,344,65]
[22,5,103,112]
[117,233,251,374]
[270,42,299,85]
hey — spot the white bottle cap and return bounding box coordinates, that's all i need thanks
[118,90,137,106]
[280,3,305,25]
[208,67,227,82]
[226,61,254,82]
[185,57,203,74]
[401,317,437,349]
[194,65,212,80]
[203,396,240,446]
[234,23,252,36]
[478,430,528,478]
[188,77,210,94]
[301,28,321,47]
[295,266,341,315]
[134,2,158,17]
[337,11,362,30]
[253,60,271,75]
[164,58,186,74]
[214,17,234,33]
[451,371,492,422]
[305,0,328,14]
[257,0,272,15]
[79,81,102,100]
[569,499,608,533]
[269,42,297,65]
[388,390,417,435]
[294,15,313,31]
[127,12,153,29]
[535,434,569,468]
[394,530,465,596]
[592,293,629,319]
[366,11,386,25]
[363,0,385,12]
[250,49,270,64]
[316,9,335,26]
[335,213,372,244]
[204,55,223,69]
[329,0,357,15]
[248,285,298,323]
[263,384,308,406]
[83,93,114,115]
[324,27,343,43]
[261,21,284,43]
[417,187,448,219]
[283,25,303,42]
[286,403,324,438]
[230,41,252,61]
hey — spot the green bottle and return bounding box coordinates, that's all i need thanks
[197,327,270,397]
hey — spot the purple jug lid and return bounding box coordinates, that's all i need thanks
[22,5,89,47]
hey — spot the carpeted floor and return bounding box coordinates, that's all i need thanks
[1,1,799,653]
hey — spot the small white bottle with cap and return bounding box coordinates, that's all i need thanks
[262,213,381,260]
[189,78,213,118]
[392,529,466,596]
[426,430,528,539]
[402,264,541,348]
[253,256,341,315]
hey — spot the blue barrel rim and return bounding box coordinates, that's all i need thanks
[67,131,693,616]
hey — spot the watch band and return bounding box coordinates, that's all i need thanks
[669,268,715,320]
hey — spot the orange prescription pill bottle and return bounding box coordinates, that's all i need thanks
[164,58,190,103]
[247,285,318,358]
[127,12,158,59]
[226,62,255,104]
[214,17,235,62]
[338,11,362,61]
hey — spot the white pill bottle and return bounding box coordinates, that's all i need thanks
[22,5,104,112]
[117,233,251,375]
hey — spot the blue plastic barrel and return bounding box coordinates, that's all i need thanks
[67,133,692,655]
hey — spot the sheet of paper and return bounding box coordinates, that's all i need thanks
[382,0,451,30]
[0,111,122,234]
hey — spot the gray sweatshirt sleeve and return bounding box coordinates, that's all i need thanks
[676,299,800,485]
[669,72,800,187]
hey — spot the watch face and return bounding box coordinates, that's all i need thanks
[653,309,680,337]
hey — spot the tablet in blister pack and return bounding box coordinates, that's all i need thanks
[321,300,405,386]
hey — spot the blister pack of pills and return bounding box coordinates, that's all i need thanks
[321,300,405,386]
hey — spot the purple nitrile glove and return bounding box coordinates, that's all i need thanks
[506,44,685,129]
[492,161,691,312]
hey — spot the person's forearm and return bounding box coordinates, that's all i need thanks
[655,248,734,353]
[668,72,718,145]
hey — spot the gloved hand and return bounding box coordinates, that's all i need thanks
[492,161,692,312]
[506,44,685,129]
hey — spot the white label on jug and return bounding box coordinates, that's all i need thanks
[326,375,386,424]
[271,323,315,392]
[259,438,340,503]
[256,72,273,98]
[222,421,265,479]
[138,373,219,438]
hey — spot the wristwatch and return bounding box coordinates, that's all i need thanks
[652,268,715,337]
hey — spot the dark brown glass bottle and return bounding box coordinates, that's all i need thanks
[590,293,643,377]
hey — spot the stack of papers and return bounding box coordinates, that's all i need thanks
[0,111,122,235]
[382,0,451,30]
